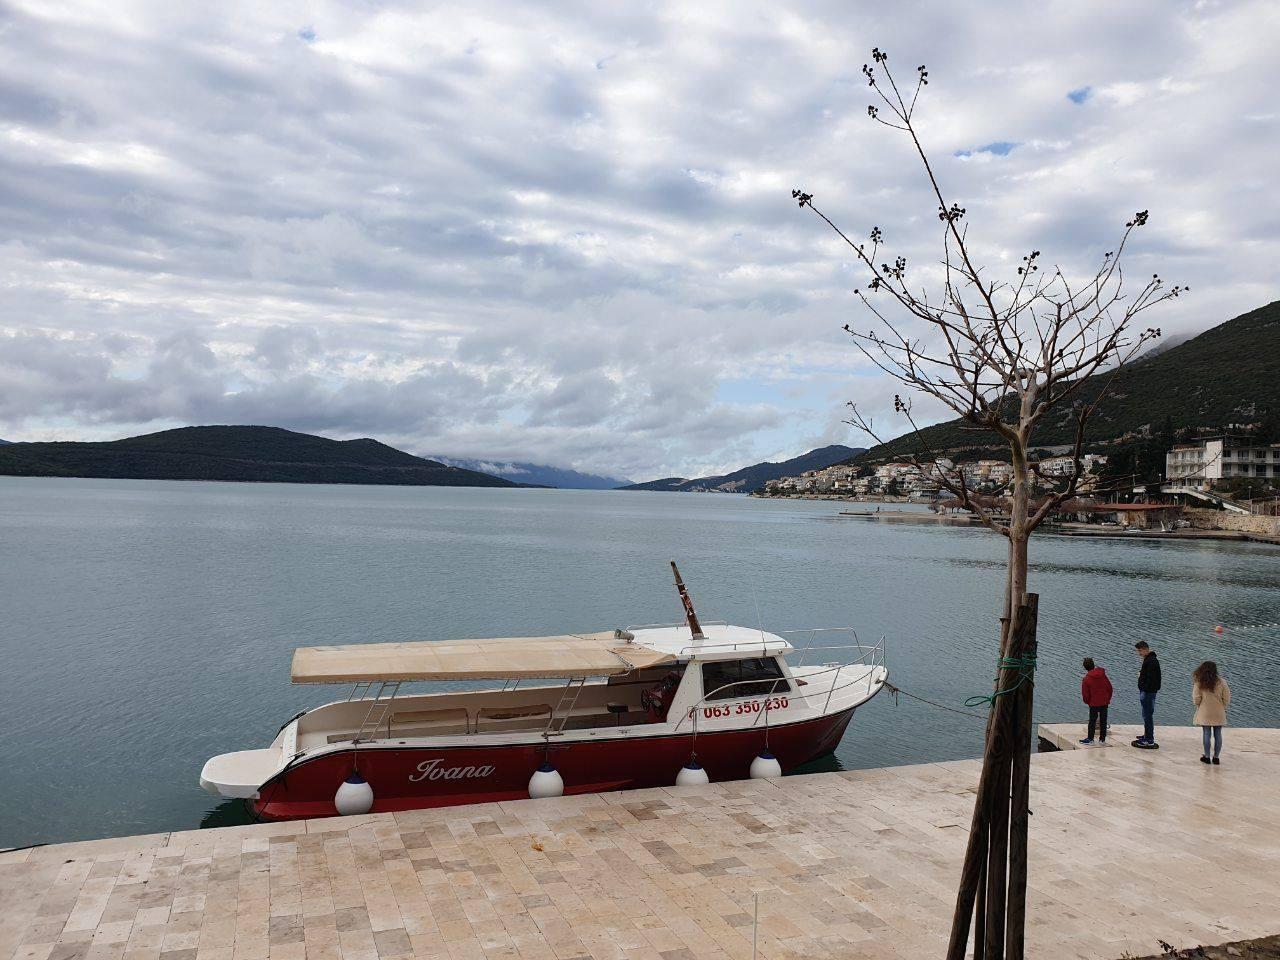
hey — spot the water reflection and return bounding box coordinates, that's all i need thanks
[790,752,847,776]
[199,799,254,830]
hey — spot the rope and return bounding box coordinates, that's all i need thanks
[964,654,1037,709]
[884,681,990,722]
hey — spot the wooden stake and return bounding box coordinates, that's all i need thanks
[986,599,1037,959]
[1005,594,1039,960]
[947,602,1037,960]
[945,616,1012,960]
[974,826,988,960]
[983,731,1011,960]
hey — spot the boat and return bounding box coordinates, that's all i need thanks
[199,563,887,820]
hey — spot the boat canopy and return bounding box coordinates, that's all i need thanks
[290,631,677,684]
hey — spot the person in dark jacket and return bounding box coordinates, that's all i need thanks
[1133,641,1162,748]
[1079,658,1113,744]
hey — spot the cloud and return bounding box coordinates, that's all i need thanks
[0,0,1277,479]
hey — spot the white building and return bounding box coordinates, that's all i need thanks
[1038,454,1107,477]
[960,459,1014,489]
[1166,438,1280,483]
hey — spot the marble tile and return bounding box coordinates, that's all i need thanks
[6,727,1280,960]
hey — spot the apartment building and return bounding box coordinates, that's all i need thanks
[1166,437,1280,483]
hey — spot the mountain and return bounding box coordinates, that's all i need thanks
[852,299,1280,463]
[0,426,518,487]
[1131,331,1192,363]
[621,444,866,493]
[433,457,630,490]
[0,438,12,444]
[621,477,690,492]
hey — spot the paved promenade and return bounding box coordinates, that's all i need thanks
[3,726,1279,960]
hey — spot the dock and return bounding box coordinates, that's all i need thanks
[4,725,1279,960]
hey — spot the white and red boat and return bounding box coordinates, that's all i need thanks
[200,565,887,820]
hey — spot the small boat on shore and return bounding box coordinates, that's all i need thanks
[200,563,887,820]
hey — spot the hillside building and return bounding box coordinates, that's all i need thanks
[1037,453,1107,478]
[1166,437,1280,484]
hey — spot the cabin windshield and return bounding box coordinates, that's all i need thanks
[701,657,790,701]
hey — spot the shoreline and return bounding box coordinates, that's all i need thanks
[836,507,1280,544]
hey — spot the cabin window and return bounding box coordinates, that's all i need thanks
[701,657,790,701]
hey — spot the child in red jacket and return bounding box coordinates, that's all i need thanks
[1080,658,1113,744]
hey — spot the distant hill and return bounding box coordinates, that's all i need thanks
[0,426,518,487]
[624,476,691,492]
[622,444,866,493]
[434,457,630,490]
[853,300,1280,463]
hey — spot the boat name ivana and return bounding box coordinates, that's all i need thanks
[409,758,497,783]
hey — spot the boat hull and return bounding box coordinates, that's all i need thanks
[250,706,858,820]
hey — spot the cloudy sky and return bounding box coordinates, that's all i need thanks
[1,0,1276,480]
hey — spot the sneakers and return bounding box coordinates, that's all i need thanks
[1212,758,1221,765]
[1200,756,1211,764]
[1131,738,1160,750]
[1079,738,1095,745]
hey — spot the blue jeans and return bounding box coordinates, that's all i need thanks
[1202,725,1223,758]
[1139,691,1157,741]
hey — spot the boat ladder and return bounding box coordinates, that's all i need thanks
[353,681,401,743]
[547,677,587,733]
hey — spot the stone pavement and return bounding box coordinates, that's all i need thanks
[3,727,1279,960]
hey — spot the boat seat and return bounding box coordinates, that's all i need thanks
[389,707,470,738]
[561,709,648,731]
[475,703,553,732]
[320,708,472,744]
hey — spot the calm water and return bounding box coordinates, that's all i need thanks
[2,477,1278,849]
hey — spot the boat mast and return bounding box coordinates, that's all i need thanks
[669,561,704,639]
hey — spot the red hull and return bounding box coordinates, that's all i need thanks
[251,707,857,820]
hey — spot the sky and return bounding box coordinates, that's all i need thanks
[1,1,1277,481]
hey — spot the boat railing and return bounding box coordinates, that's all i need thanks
[626,619,730,637]
[781,627,884,670]
[674,640,790,658]
[784,629,885,715]
[669,636,886,734]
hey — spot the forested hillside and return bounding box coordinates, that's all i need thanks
[0,426,517,487]
[852,300,1280,463]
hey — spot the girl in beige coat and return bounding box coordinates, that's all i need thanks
[1193,661,1231,765]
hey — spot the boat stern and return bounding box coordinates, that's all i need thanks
[199,748,285,799]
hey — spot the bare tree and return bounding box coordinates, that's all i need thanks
[792,48,1184,960]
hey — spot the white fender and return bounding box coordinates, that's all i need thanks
[749,752,782,780]
[528,763,565,799]
[675,761,710,786]
[334,773,374,816]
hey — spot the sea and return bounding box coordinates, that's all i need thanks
[2,476,1277,849]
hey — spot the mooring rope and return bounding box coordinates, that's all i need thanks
[963,654,1038,709]
[884,681,990,722]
